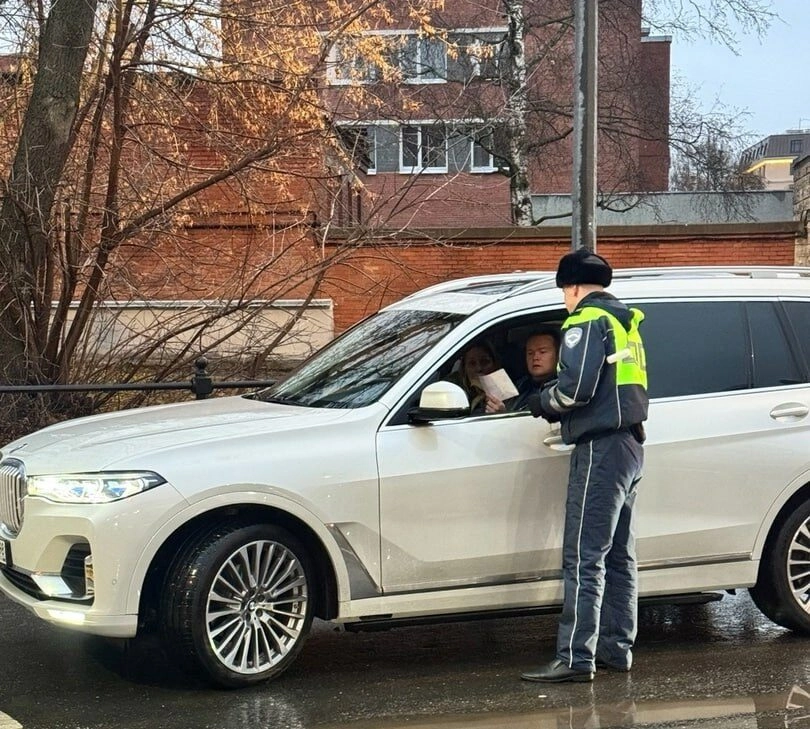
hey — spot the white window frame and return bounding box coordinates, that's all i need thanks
[399,32,447,85]
[325,40,380,86]
[325,29,447,86]
[400,123,448,174]
[470,128,497,173]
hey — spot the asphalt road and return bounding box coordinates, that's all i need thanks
[1,590,809,729]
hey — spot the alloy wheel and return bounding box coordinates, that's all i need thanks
[788,521,810,611]
[205,539,309,674]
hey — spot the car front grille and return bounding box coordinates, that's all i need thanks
[0,459,25,536]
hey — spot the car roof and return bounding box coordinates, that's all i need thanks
[385,266,810,315]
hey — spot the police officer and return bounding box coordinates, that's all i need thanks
[520,248,648,683]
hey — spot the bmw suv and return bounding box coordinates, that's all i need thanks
[1,265,810,687]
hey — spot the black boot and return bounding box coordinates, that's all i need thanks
[520,658,594,683]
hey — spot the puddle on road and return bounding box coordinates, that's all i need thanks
[317,685,810,729]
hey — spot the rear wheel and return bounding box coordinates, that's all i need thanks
[160,522,314,687]
[750,499,810,634]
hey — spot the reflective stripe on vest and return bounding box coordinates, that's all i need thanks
[562,306,648,389]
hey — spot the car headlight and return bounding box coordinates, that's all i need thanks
[26,472,166,504]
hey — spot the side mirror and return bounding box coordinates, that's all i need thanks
[408,381,470,424]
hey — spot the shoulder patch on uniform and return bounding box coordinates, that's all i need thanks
[564,327,583,348]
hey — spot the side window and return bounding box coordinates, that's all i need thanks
[782,301,810,376]
[386,311,566,425]
[747,302,803,388]
[641,302,748,398]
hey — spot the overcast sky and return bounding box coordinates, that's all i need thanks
[667,0,808,142]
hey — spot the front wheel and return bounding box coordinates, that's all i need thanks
[160,523,314,688]
[750,498,810,634]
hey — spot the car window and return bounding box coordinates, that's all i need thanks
[747,302,803,388]
[387,311,566,425]
[782,301,810,376]
[255,309,464,408]
[641,301,748,398]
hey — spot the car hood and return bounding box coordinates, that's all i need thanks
[1,396,352,474]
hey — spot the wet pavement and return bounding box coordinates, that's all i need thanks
[1,590,810,728]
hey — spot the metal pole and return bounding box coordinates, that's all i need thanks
[571,0,598,251]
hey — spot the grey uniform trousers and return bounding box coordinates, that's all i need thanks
[556,428,644,672]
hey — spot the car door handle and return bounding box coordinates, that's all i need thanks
[543,434,575,452]
[769,403,810,420]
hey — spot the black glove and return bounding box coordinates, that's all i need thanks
[526,392,544,418]
[528,382,562,422]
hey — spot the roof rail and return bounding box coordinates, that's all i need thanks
[506,265,810,299]
[398,265,810,306]
[610,265,810,280]
[400,271,553,302]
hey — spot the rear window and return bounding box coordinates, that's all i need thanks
[641,300,804,398]
[641,301,748,398]
[782,301,810,376]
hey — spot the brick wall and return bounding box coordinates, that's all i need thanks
[110,219,798,361]
[322,225,798,331]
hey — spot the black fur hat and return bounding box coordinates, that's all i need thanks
[555,248,613,288]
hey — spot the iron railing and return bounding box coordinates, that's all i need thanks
[0,357,276,400]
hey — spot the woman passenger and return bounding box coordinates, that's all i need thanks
[449,341,507,414]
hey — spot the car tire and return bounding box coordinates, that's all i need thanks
[160,522,314,688]
[750,499,810,634]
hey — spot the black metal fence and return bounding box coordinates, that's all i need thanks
[0,357,276,400]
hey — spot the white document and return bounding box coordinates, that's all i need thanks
[475,368,519,401]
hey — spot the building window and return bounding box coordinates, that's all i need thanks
[401,124,447,172]
[337,126,376,174]
[790,139,803,154]
[326,28,511,86]
[326,40,380,85]
[396,34,446,83]
[470,128,496,171]
[449,31,506,82]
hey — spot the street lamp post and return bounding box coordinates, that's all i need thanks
[571,0,598,251]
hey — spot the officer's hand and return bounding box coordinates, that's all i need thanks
[527,393,545,419]
[528,387,561,422]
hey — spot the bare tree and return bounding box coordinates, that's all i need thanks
[0,0,99,384]
[670,132,764,192]
[0,0,440,431]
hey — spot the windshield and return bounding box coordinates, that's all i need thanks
[255,309,464,408]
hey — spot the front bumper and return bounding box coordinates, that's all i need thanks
[0,570,138,637]
[0,482,187,637]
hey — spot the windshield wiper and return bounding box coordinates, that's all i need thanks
[249,392,303,405]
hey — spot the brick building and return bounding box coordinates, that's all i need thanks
[322,0,670,228]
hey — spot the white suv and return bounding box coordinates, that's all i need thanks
[2,266,810,687]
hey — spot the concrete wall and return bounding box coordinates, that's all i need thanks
[65,299,334,363]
